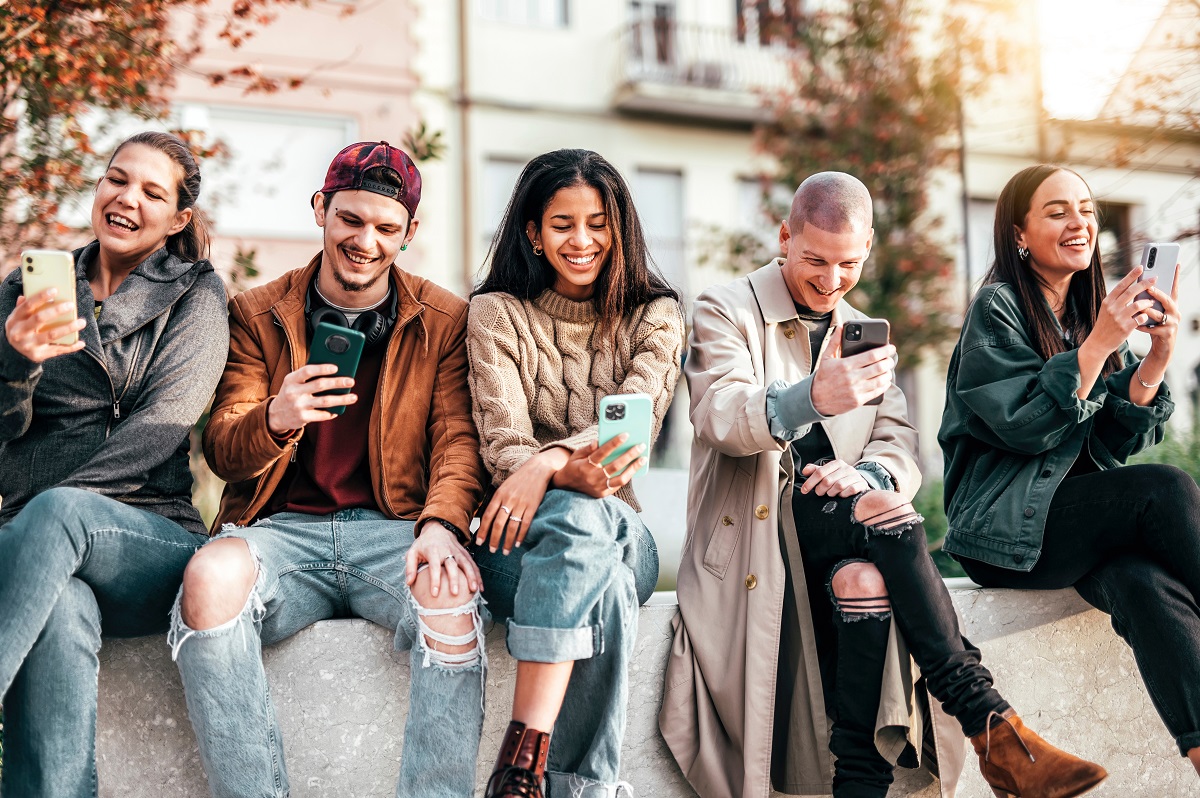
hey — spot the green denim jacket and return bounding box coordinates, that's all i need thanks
[937,283,1173,571]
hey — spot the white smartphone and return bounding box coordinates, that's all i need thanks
[598,393,652,478]
[20,249,78,345]
[1137,243,1180,327]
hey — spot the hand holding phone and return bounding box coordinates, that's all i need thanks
[598,393,653,478]
[810,320,895,415]
[1136,243,1180,328]
[266,322,365,434]
[5,250,85,363]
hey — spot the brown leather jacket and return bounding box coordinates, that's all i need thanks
[203,254,485,535]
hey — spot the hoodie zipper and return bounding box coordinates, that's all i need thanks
[83,349,120,435]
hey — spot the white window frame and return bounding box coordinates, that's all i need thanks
[173,104,358,240]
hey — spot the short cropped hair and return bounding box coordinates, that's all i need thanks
[789,172,873,233]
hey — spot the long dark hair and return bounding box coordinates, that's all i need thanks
[473,149,678,333]
[984,164,1123,377]
[107,131,211,262]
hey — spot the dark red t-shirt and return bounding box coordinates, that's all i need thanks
[267,341,386,516]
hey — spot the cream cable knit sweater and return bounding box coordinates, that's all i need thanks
[466,289,685,510]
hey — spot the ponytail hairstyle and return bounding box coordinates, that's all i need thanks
[107,131,211,262]
[473,149,678,336]
[985,164,1123,377]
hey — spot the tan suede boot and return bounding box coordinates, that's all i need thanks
[969,711,1107,798]
[484,720,551,798]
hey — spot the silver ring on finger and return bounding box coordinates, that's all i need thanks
[443,554,456,564]
[509,516,523,524]
[499,505,512,514]
[605,476,615,490]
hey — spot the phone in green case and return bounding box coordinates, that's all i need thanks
[598,393,652,478]
[307,321,366,415]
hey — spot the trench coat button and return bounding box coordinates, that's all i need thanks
[721,515,734,526]
[755,504,769,520]
[1041,469,1052,478]
[745,574,758,590]
[783,328,796,339]
[1023,507,1035,518]
[1013,554,1025,564]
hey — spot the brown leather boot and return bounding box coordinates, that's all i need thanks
[484,720,551,798]
[969,711,1107,798]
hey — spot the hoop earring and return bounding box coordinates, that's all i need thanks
[1017,246,1029,260]
[532,241,543,256]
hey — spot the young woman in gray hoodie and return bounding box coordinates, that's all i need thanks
[0,131,229,797]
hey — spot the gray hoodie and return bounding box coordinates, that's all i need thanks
[0,242,229,534]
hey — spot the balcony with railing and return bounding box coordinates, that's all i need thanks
[614,16,791,123]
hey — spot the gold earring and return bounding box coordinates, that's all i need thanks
[532,241,543,256]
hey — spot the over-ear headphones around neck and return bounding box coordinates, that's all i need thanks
[305,275,399,351]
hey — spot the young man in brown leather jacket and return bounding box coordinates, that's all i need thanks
[169,142,488,798]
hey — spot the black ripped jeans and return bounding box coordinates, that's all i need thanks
[960,463,1200,757]
[792,489,1010,798]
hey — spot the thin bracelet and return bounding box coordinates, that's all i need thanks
[1137,360,1164,389]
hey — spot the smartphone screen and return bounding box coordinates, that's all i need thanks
[21,249,78,346]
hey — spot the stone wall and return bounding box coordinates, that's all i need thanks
[92,587,1194,797]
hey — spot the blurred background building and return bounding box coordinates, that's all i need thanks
[156,0,1200,476]
[6,0,1197,553]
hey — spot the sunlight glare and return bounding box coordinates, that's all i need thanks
[1038,0,1167,119]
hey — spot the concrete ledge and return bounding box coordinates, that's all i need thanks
[94,588,1193,797]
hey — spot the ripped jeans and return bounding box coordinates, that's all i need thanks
[170,510,487,798]
[791,489,1009,797]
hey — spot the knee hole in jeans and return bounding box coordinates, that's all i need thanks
[169,534,265,660]
[409,571,486,671]
[828,559,891,622]
[850,490,924,537]
[179,536,259,630]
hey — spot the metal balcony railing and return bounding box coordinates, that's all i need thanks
[619,17,790,98]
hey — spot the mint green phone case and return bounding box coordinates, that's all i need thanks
[598,393,652,478]
[307,322,366,416]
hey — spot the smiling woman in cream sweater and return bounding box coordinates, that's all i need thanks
[467,149,683,798]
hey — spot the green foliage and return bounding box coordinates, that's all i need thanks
[1129,422,1200,481]
[227,246,261,295]
[913,479,966,579]
[752,0,1008,369]
[402,121,447,163]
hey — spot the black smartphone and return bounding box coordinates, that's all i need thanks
[307,321,366,416]
[841,319,891,406]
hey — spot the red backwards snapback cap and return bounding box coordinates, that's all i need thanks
[312,141,421,217]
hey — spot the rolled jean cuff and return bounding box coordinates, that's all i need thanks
[1176,730,1200,757]
[505,618,603,662]
[546,771,632,797]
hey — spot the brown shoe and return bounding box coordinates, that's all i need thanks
[484,720,551,798]
[969,711,1107,798]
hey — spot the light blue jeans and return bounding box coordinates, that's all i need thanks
[0,487,207,798]
[473,489,659,798]
[170,510,487,798]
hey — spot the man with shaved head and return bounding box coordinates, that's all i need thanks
[662,173,1102,797]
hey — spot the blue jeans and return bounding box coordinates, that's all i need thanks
[170,510,487,798]
[0,487,206,798]
[473,489,659,797]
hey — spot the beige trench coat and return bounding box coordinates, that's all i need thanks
[659,261,965,798]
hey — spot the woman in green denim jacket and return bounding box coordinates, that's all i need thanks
[939,164,1200,778]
